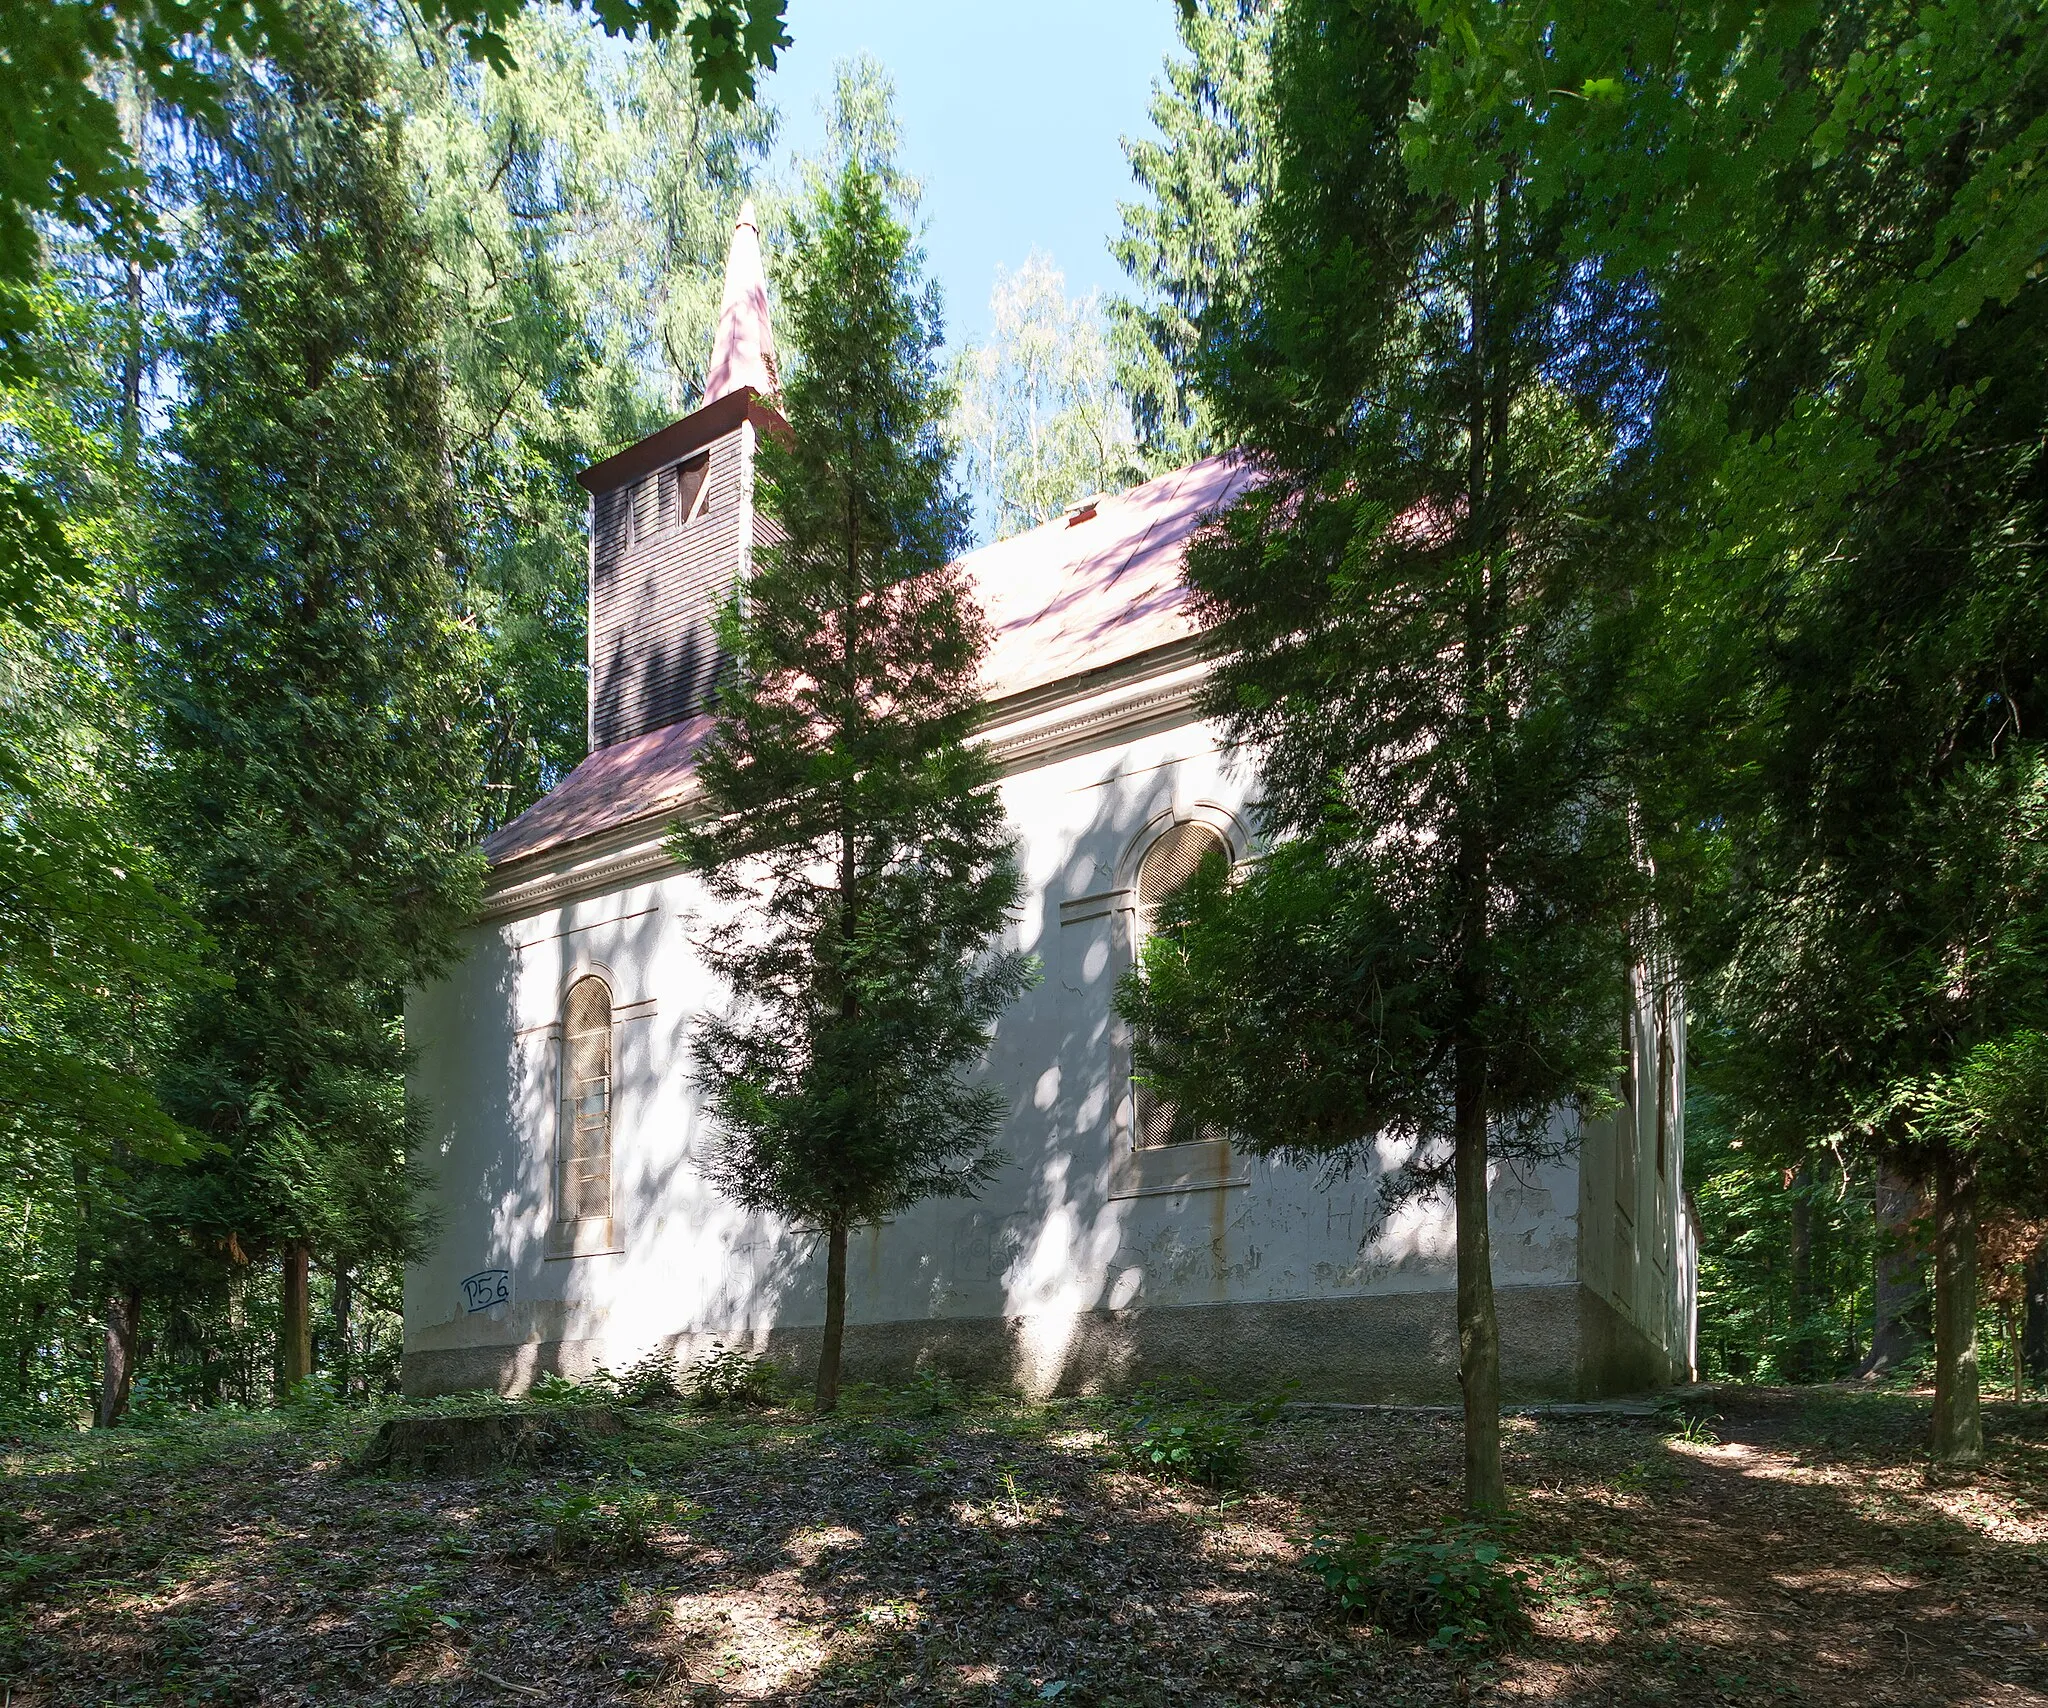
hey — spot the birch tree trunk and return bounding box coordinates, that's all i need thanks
[1930,1151,1982,1466]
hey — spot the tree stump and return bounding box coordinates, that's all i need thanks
[353,1406,624,1476]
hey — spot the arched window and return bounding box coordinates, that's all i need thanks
[1131,821,1230,1149]
[559,977,613,1222]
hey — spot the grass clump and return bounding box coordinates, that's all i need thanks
[867,1426,923,1466]
[1305,1523,1531,1654]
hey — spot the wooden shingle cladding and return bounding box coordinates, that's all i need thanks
[588,423,751,749]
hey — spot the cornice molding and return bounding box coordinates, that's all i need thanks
[479,644,1217,922]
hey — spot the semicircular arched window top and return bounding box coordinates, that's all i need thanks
[1132,821,1231,1149]
[1136,820,1230,916]
[559,976,613,1223]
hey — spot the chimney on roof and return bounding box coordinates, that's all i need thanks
[704,199,779,404]
[574,203,787,754]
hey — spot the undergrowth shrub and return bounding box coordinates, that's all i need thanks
[1305,1524,1531,1654]
[1115,1391,1280,1490]
[614,1348,684,1408]
[687,1342,777,1410]
[370,1580,455,1646]
[279,1373,344,1421]
[868,1426,922,1466]
[899,1368,968,1416]
[530,1480,690,1558]
[527,1370,610,1406]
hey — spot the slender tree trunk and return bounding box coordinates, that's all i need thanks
[1863,1164,1928,1377]
[94,1286,142,1428]
[332,1265,353,1400]
[17,1297,46,1398]
[1455,1038,1504,1512]
[816,1221,849,1415]
[2025,1241,2047,1391]
[1448,183,1506,1519]
[1930,1150,1982,1465]
[2004,1301,2022,1405]
[279,1240,313,1395]
[1788,1166,1814,1383]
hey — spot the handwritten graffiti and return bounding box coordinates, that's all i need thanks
[460,1269,510,1314]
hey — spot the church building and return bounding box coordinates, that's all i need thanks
[403,208,1698,1401]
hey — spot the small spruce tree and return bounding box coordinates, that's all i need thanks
[677,163,1033,1414]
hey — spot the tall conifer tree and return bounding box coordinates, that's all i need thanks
[144,0,483,1397]
[1437,0,2048,1461]
[678,164,1032,1414]
[1109,0,1274,466]
[1118,0,1651,1512]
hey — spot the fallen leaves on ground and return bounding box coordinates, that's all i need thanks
[0,1385,2042,1706]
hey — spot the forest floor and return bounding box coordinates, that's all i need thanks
[1,1382,2044,1707]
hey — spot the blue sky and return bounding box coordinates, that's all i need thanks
[762,0,1186,350]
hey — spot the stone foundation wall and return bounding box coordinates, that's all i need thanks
[404,1282,1680,1403]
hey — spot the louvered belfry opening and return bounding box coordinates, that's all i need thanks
[1132,822,1230,1149]
[559,976,613,1222]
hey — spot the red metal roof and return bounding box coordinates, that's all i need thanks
[483,453,1250,872]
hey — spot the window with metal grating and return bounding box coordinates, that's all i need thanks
[1132,822,1229,1149]
[559,976,613,1222]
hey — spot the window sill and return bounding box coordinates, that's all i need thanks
[546,1217,621,1259]
[1109,1138,1249,1202]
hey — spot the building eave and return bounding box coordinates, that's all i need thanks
[475,637,1214,922]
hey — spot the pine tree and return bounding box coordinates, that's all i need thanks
[1108,0,1274,467]
[677,162,1033,1414]
[144,0,483,1402]
[1117,0,1651,1513]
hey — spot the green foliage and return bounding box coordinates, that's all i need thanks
[612,1348,684,1408]
[1305,1524,1531,1654]
[898,1367,968,1418]
[1118,0,1653,1514]
[685,1343,777,1411]
[1406,0,2048,1457]
[141,1,486,1303]
[1114,1393,1276,1490]
[674,147,1035,1407]
[395,10,771,826]
[952,255,1141,540]
[530,1480,687,1558]
[1689,1103,1881,1384]
[369,1579,453,1646]
[1110,0,1275,465]
[866,1426,922,1466]
[1127,0,1648,1186]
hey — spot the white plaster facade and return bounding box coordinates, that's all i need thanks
[404,634,1698,1401]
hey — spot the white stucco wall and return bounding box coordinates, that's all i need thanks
[404,705,1601,1391]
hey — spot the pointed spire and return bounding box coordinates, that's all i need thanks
[703,199,779,405]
